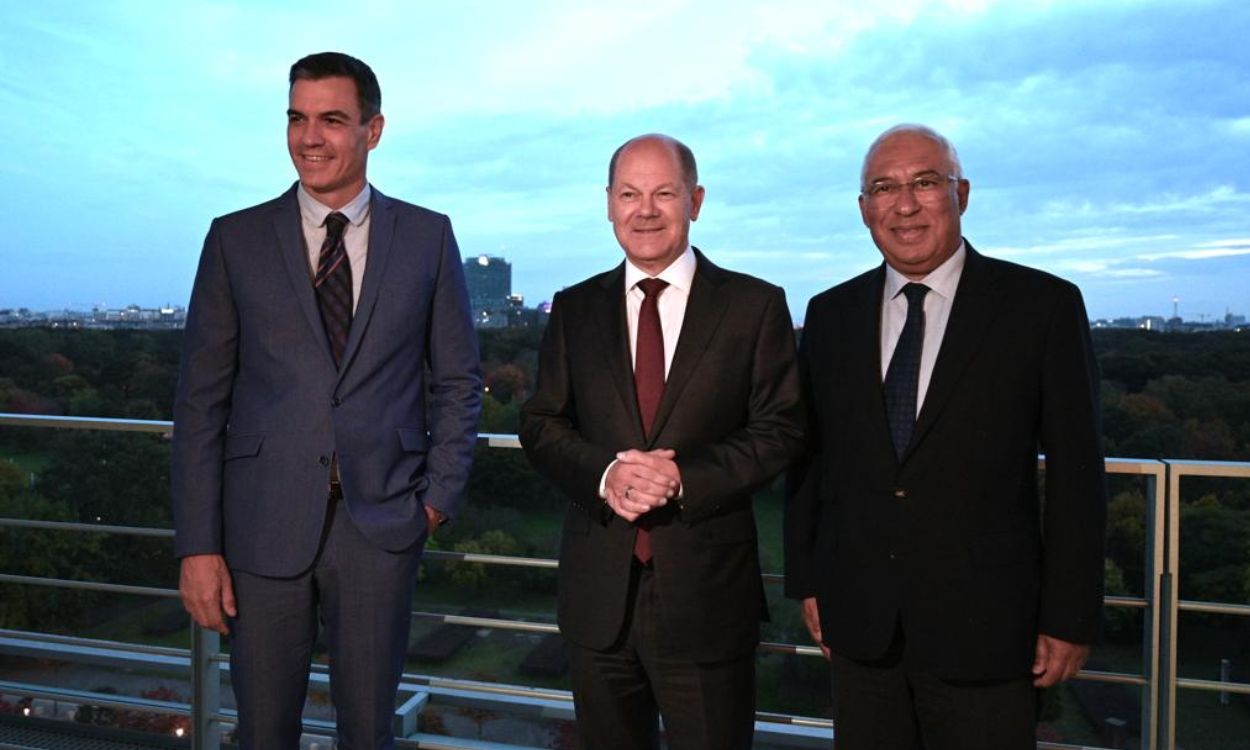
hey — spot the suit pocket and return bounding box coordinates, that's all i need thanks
[223,433,263,460]
[397,427,430,453]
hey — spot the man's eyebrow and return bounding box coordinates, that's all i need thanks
[613,180,681,191]
[285,108,353,120]
[867,169,944,184]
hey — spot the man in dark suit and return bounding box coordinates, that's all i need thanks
[784,124,1107,749]
[520,134,805,749]
[172,52,481,748]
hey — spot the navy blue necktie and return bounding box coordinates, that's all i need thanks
[315,212,353,366]
[884,283,929,459]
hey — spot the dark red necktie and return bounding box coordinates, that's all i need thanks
[633,277,668,563]
[315,212,353,366]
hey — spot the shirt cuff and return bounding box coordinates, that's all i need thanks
[598,459,619,499]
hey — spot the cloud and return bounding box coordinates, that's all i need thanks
[1138,246,1250,261]
[1045,257,1165,278]
[1102,269,1165,278]
[1228,117,1250,135]
[991,233,1179,258]
[1194,237,1250,249]
[1041,187,1250,219]
[2,0,1249,321]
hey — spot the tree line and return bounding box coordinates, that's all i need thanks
[0,326,1248,634]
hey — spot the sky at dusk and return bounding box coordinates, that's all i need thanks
[2,0,1248,323]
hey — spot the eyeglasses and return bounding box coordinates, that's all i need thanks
[862,174,960,205]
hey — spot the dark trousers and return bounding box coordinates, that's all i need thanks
[228,499,423,749]
[568,564,756,750]
[829,623,1037,750]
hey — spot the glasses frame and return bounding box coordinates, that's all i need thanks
[861,174,961,205]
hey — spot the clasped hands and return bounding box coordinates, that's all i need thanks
[604,448,681,522]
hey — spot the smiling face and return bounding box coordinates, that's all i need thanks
[607,137,705,275]
[858,131,970,279]
[287,76,384,209]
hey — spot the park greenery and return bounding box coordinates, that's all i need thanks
[1,324,1249,743]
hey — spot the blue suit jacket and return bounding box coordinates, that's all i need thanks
[172,184,482,577]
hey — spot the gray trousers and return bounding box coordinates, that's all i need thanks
[228,498,423,749]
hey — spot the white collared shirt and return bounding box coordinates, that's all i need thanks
[297,183,372,313]
[623,246,697,377]
[879,242,967,415]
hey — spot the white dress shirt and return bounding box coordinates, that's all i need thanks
[879,242,967,416]
[623,246,697,376]
[297,183,372,313]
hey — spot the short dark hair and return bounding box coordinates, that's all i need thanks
[289,52,381,123]
[608,134,698,190]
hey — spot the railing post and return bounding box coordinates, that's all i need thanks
[191,622,222,750]
[1157,461,1179,750]
[1138,466,1163,750]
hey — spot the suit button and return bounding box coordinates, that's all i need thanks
[889,552,897,560]
[893,488,907,499]
[319,455,330,466]
[332,397,342,407]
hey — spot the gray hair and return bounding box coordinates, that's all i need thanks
[860,124,964,188]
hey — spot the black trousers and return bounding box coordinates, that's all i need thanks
[568,563,756,750]
[829,621,1038,750]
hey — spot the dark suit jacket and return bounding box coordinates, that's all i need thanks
[521,250,805,662]
[785,244,1107,681]
[171,184,482,577]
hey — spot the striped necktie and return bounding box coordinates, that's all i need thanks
[315,212,353,366]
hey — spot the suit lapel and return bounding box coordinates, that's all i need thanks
[852,266,897,461]
[909,244,1004,455]
[647,249,729,443]
[273,186,335,366]
[595,265,645,440]
[336,188,393,378]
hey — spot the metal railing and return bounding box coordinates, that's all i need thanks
[1,412,1248,750]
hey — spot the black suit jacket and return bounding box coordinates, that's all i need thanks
[785,244,1107,681]
[521,250,805,662]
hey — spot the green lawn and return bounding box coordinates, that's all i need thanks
[1,450,52,476]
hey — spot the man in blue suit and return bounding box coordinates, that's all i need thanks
[172,52,482,748]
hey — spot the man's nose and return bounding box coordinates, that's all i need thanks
[300,122,324,145]
[893,185,921,214]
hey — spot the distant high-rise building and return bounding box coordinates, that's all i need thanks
[464,255,512,328]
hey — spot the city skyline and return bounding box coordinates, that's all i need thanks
[4,264,1244,330]
[2,1,1248,322]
